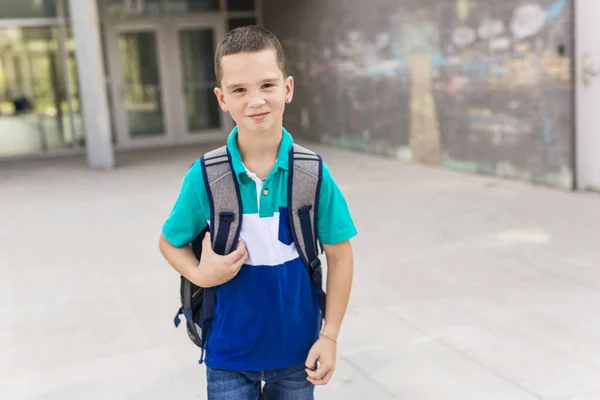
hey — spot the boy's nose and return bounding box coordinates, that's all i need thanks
[247,95,266,107]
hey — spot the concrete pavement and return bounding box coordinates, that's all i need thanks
[2,142,600,399]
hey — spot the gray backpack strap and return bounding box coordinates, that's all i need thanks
[288,143,327,318]
[201,145,242,255]
[174,146,242,364]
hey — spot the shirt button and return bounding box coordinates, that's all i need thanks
[263,189,269,196]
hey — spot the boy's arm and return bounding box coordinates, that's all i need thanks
[159,234,199,282]
[160,160,248,287]
[321,240,354,341]
[305,239,353,385]
[159,233,248,288]
[305,161,357,385]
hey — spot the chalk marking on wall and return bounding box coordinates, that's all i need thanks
[409,53,441,165]
[467,108,533,146]
[545,0,567,24]
[515,42,531,53]
[375,33,391,49]
[431,52,448,67]
[283,4,572,188]
[331,30,407,78]
[541,50,571,81]
[489,37,511,52]
[452,26,477,47]
[478,19,504,40]
[447,74,470,93]
[511,3,546,40]
[456,0,473,22]
[394,19,439,55]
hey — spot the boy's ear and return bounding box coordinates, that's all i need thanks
[214,87,229,112]
[285,75,295,100]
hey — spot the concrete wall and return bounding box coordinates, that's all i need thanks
[263,0,574,189]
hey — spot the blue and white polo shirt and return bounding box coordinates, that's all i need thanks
[162,126,358,371]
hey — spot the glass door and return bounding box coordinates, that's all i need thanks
[106,22,174,147]
[170,19,230,141]
[105,17,228,148]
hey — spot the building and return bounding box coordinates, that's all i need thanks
[1,1,599,192]
[0,0,260,166]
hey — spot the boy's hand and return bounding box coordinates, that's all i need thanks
[196,232,248,287]
[305,336,337,385]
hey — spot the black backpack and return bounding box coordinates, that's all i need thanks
[173,144,327,363]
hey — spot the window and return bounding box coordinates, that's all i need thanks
[166,0,220,13]
[0,26,82,155]
[228,17,257,31]
[227,0,255,12]
[0,0,57,19]
[102,0,163,17]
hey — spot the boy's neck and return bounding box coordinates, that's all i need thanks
[237,125,282,165]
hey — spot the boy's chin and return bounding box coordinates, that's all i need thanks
[238,119,281,133]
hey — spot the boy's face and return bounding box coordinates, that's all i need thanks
[214,49,293,135]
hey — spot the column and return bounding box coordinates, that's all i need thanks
[68,0,115,169]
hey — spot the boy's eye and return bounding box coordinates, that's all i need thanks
[233,88,245,93]
[263,83,275,89]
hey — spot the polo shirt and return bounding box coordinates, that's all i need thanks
[162,126,358,371]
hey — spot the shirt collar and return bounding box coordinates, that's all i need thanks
[227,126,294,177]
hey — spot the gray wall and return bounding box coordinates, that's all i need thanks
[263,0,574,189]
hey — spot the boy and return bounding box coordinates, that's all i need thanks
[159,26,357,400]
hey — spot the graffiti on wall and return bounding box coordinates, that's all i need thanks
[467,108,533,144]
[274,0,573,188]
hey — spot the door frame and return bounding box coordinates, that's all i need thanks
[105,19,177,149]
[575,0,600,191]
[167,15,233,144]
[104,16,231,150]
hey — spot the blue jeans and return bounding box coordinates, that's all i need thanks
[206,364,314,400]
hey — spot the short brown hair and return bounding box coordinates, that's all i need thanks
[214,26,287,86]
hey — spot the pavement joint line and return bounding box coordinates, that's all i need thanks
[434,337,547,400]
[552,387,600,400]
[543,271,600,293]
[339,353,400,400]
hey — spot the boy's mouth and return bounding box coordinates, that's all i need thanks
[248,112,269,122]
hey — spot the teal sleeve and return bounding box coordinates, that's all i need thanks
[317,162,358,245]
[162,160,210,248]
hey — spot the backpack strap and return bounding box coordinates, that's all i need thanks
[201,146,243,255]
[288,143,327,320]
[197,145,243,362]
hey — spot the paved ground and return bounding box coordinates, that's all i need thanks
[2,142,600,400]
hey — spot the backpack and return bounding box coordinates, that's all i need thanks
[173,143,327,363]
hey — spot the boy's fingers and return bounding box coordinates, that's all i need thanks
[304,349,319,376]
[223,240,247,263]
[322,369,334,384]
[311,364,330,380]
[307,368,334,385]
[230,249,248,272]
[236,239,247,252]
[202,232,212,251]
